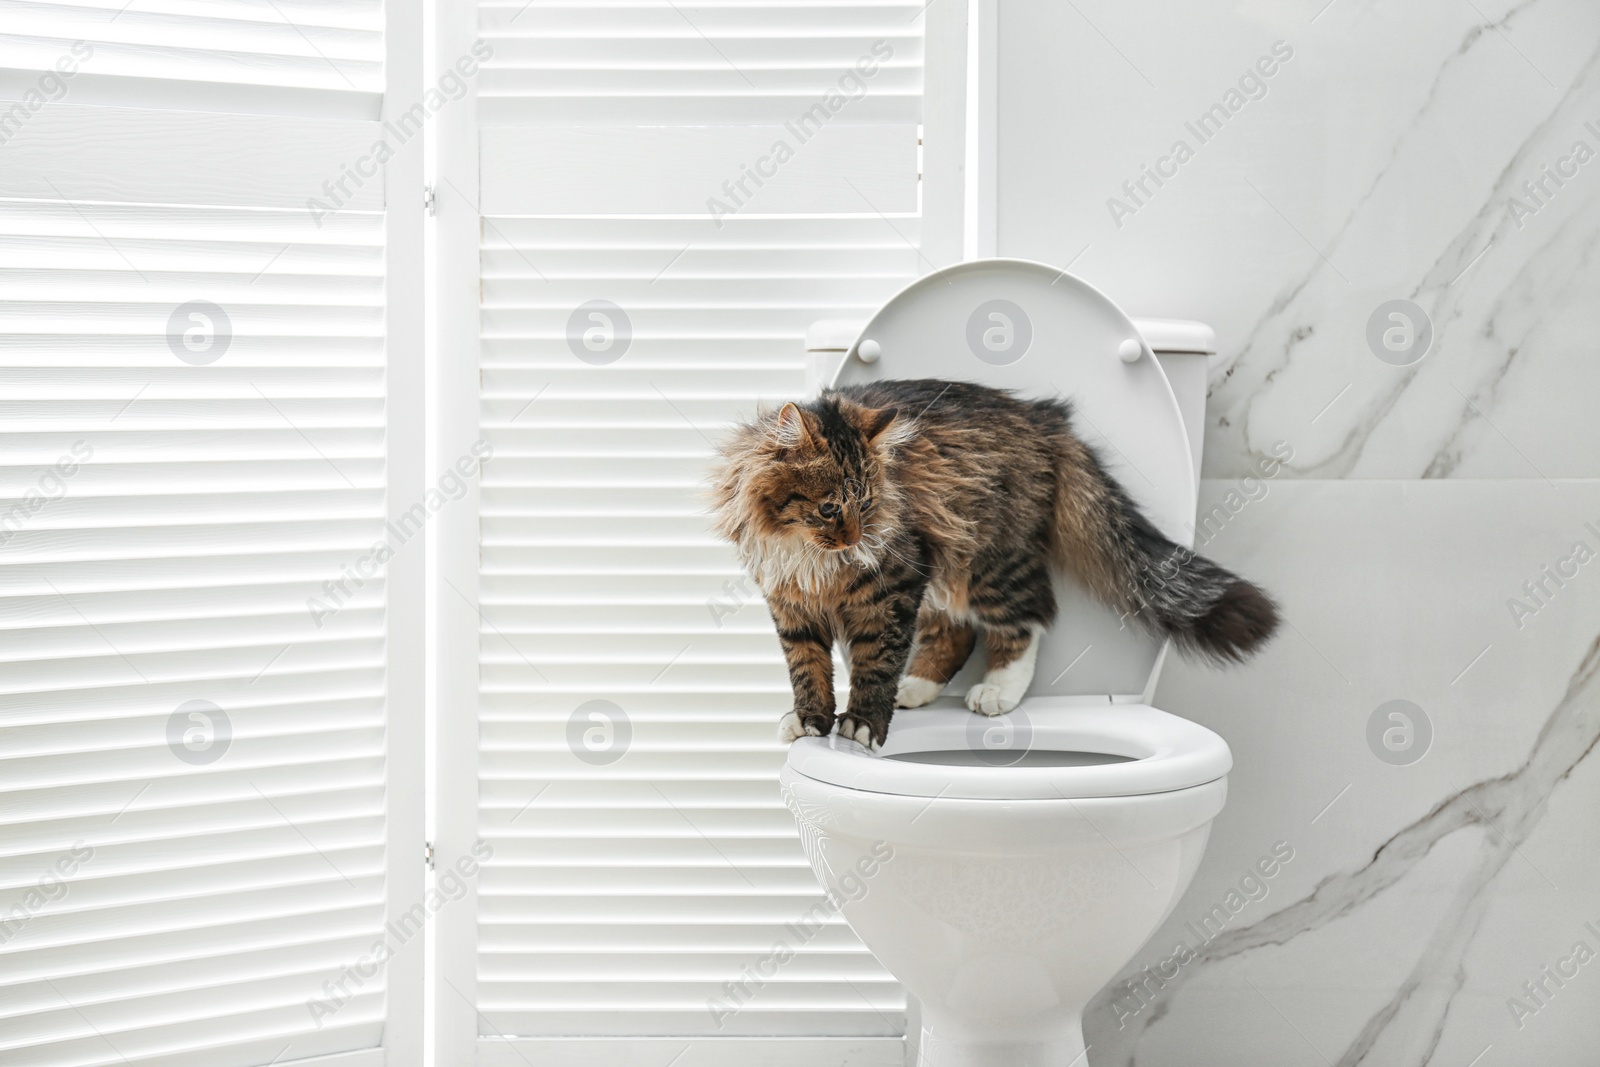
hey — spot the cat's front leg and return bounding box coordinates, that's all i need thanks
[771,604,837,743]
[897,606,976,707]
[838,585,923,749]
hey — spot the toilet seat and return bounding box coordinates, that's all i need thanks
[831,259,1197,702]
[785,702,1231,800]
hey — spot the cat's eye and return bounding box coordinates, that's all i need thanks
[860,497,874,513]
[819,502,840,519]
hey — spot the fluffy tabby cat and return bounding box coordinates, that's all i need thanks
[710,379,1279,748]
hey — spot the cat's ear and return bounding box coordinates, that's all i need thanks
[861,406,899,444]
[773,402,815,449]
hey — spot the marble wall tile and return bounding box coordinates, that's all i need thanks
[997,0,1600,479]
[1081,479,1600,1065]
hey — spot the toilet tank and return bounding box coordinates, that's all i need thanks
[804,315,1216,480]
[1131,318,1215,482]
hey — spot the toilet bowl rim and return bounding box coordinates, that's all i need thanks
[782,702,1232,800]
[779,764,1229,852]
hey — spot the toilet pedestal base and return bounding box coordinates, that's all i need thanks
[915,1014,1086,1067]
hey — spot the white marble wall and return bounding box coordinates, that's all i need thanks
[1088,481,1600,1066]
[993,0,1600,1062]
[1001,0,1600,481]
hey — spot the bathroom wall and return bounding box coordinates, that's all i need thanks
[995,0,1600,1063]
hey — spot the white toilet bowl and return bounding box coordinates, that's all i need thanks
[780,260,1232,1065]
[781,702,1229,1067]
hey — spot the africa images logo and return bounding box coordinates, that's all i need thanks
[966,300,1032,366]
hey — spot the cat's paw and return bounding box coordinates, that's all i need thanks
[835,714,886,751]
[895,675,943,708]
[965,637,1038,716]
[965,682,1020,717]
[777,710,828,744]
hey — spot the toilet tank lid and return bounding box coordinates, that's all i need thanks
[805,316,1215,355]
[1131,318,1215,355]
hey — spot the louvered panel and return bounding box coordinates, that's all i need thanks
[479,0,922,125]
[474,215,916,1042]
[0,0,384,116]
[0,197,393,1066]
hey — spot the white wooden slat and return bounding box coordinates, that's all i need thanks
[1,932,388,1020]
[479,1007,900,1039]
[483,951,888,982]
[0,0,384,117]
[0,616,383,676]
[476,988,902,1030]
[482,124,918,215]
[472,604,773,635]
[0,108,387,208]
[280,1052,384,1067]
[0,908,386,988]
[479,1037,902,1067]
[480,774,781,803]
[0,782,386,850]
[4,876,386,961]
[0,1005,385,1067]
[0,68,384,121]
[483,213,923,246]
[0,701,384,780]
[479,561,746,585]
[484,922,867,953]
[0,580,381,631]
[482,91,917,129]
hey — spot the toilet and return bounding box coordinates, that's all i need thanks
[779,259,1232,1066]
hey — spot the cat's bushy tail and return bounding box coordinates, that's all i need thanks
[1047,427,1279,663]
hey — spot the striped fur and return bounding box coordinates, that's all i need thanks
[709,379,1280,747]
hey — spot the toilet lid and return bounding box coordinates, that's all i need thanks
[832,259,1197,700]
[785,703,1231,800]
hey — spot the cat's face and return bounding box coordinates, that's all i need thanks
[748,400,897,553]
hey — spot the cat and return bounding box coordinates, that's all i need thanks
[709,378,1279,749]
